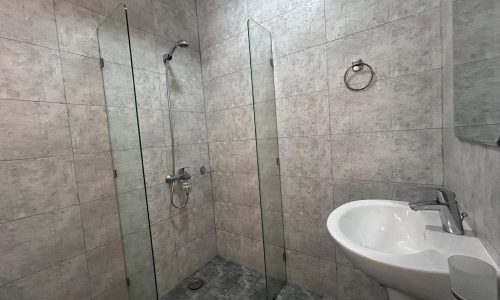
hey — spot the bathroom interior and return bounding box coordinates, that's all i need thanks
[1,0,500,299]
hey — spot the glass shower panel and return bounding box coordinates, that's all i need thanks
[98,4,158,300]
[248,19,287,300]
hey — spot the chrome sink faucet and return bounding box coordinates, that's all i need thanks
[409,187,467,235]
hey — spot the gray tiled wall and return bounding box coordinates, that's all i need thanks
[197,0,444,298]
[0,0,215,299]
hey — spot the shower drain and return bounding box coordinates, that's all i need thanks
[187,278,205,290]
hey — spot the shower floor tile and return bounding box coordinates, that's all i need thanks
[160,256,328,300]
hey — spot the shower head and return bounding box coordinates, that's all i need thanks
[163,40,189,62]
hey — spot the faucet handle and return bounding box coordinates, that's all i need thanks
[407,186,456,204]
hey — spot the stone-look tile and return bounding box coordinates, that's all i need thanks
[68,105,111,154]
[127,263,157,300]
[453,0,500,65]
[0,156,78,222]
[198,0,247,50]
[196,0,231,17]
[324,0,345,42]
[274,44,327,98]
[122,230,154,276]
[286,249,337,298]
[0,39,65,102]
[173,143,211,172]
[151,219,176,258]
[251,63,276,103]
[388,0,440,21]
[343,0,389,36]
[142,147,168,186]
[216,230,265,273]
[107,107,140,150]
[64,0,121,16]
[209,140,257,173]
[117,189,149,236]
[277,282,326,300]
[60,52,105,106]
[282,176,333,218]
[153,0,198,47]
[264,0,325,58]
[139,109,166,148]
[350,130,443,184]
[54,0,105,58]
[135,69,163,109]
[0,206,85,286]
[173,202,215,247]
[177,230,217,279]
[260,175,283,212]
[388,8,441,77]
[284,213,335,261]
[92,282,129,300]
[207,105,255,142]
[0,100,72,161]
[172,112,207,144]
[279,135,331,178]
[212,172,260,207]
[332,178,350,208]
[331,133,351,178]
[0,254,90,300]
[87,239,126,297]
[254,100,279,140]
[215,202,262,240]
[81,198,121,250]
[170,175,213,214]
[454,58,500,127]
[256,138,280,176]
[168,76,205,112]
[326,26,390,89]
[348,180,438,202]
[329,88,349,134]
[277,90,329,137]
[127,0,155,33]
[155,251,180,296]
[112,149,144,193]
[389,69,442,130]
[147,183,171,224]
[0,0,58,48]
[262,210,285,247]
[98,17,131,66]
[204,69,252,112]
[101,62,135,108]
[201,32,250,80]
[74,152,115,203]
[130,27,157,72]
[337,264,388,300]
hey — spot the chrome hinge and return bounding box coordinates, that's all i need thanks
[282,252,286,262]
[126,277,130,287]
[113,170,117,178]
[270,58,274,68]
[100,58,104,68]
[276,157,280,166]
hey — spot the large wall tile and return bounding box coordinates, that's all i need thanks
[0,254,90,300]
[214,201,262,240]
[101,62,135,108]
[171,112,208,144]
[324,0,345,41]
[281,176,333,218]
[329,88,349,134]
[177,230,217,279]
[0,0,58,48]
[142,147,168,186]
[209,140,257,173]
[168,76,205,112]
[337,264,388,300]
[344,0,388,36]
[285,249,337,298]
[87,239,126,297]
[122,230,154,276]
[278,135,331,178]
[135,69,163,109]
[173,202,215,247]
[173,143,211,172]
[107,107,140,150]
[154,251,179,296]
[146,183,171,224]
[0,156,78,222]
[61,52,105,106]
[138,109,166,148]
[201,32,250,80]
[153,0,198,46]
[196,0,230,17]
[276,90,329,137]
[151,219,176,258]
[264,0,325,58]
[127,0,155,33]
[274,44,327,98]
[130,27,157,72]
[216,229,264,273]
[212,172,260,207]
[0,100,72,161]
[81,198,121,250]
[112,149,144,193]
[0,39,64,102]
[204,69,253,112]
[388,0,440,21]
[55,0,105,58]
[118,189,149,235]
[74,152,116,203]
[388,8,441,77]
[206,105,255,142]
[198,0,247,50]
[68,105,111,154]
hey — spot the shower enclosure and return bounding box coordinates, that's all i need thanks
[97,4,285,299]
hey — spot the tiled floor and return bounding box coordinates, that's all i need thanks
[160,256,327,300]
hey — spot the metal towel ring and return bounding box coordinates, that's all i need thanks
[344,59,374,91]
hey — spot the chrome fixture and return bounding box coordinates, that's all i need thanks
[409,187,467,235]
[344,58,375,91]
[162,40,189,62]
[163,40,191,209]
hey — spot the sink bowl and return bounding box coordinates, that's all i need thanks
[327,200,500,300]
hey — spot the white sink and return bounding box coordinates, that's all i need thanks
[327,200,500,300]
